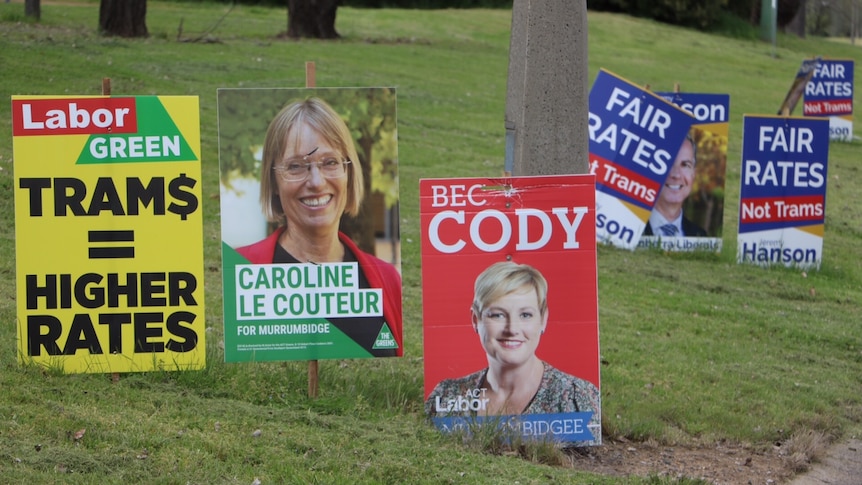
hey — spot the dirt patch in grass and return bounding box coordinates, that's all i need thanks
[565,438,801,484]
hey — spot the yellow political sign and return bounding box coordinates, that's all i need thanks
[12,95,206,373]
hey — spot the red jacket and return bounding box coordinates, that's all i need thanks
[236,227,403,356]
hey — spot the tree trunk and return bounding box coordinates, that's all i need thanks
[749,0,759,25]
[777,0,803,28]
[99,0,148,38]
[286,0,340,39]
[785,0,806,37]
[25,0,40,20]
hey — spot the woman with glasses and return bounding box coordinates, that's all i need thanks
[236,97,402,357]
[425,262,599,427]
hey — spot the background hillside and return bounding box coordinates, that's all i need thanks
[1,2,861,483]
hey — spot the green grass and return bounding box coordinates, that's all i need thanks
[1,1,861,483]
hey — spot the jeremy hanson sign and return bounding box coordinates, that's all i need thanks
[803,58,854,142]
[12,96,206,373]
[738,115,830,269]
[421,175,601,445]
[588,69,695,249]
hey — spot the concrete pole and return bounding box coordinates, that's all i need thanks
[505,0,589,176]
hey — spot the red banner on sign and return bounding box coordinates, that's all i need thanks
[739,194,824,225]
[12,97,138,136]
[592,154,661,207]
[803,100,853,117]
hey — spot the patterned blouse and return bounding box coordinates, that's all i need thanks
[425,361,601,417]
[425,361,601,424]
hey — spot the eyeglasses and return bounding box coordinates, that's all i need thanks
[273,148,351,182]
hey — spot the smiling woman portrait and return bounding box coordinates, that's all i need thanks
[424,261,600,423]
[235,96,402,357]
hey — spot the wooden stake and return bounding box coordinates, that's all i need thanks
[305,61,319,399]
[305,61,316,89]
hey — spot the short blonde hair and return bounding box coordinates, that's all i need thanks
[472,262,548,317]
[259,97,364,224]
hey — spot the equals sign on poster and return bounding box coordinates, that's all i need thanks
[88,230,135,259]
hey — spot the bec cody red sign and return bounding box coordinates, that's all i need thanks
[421,175,601,445]
[12,98,138,136]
